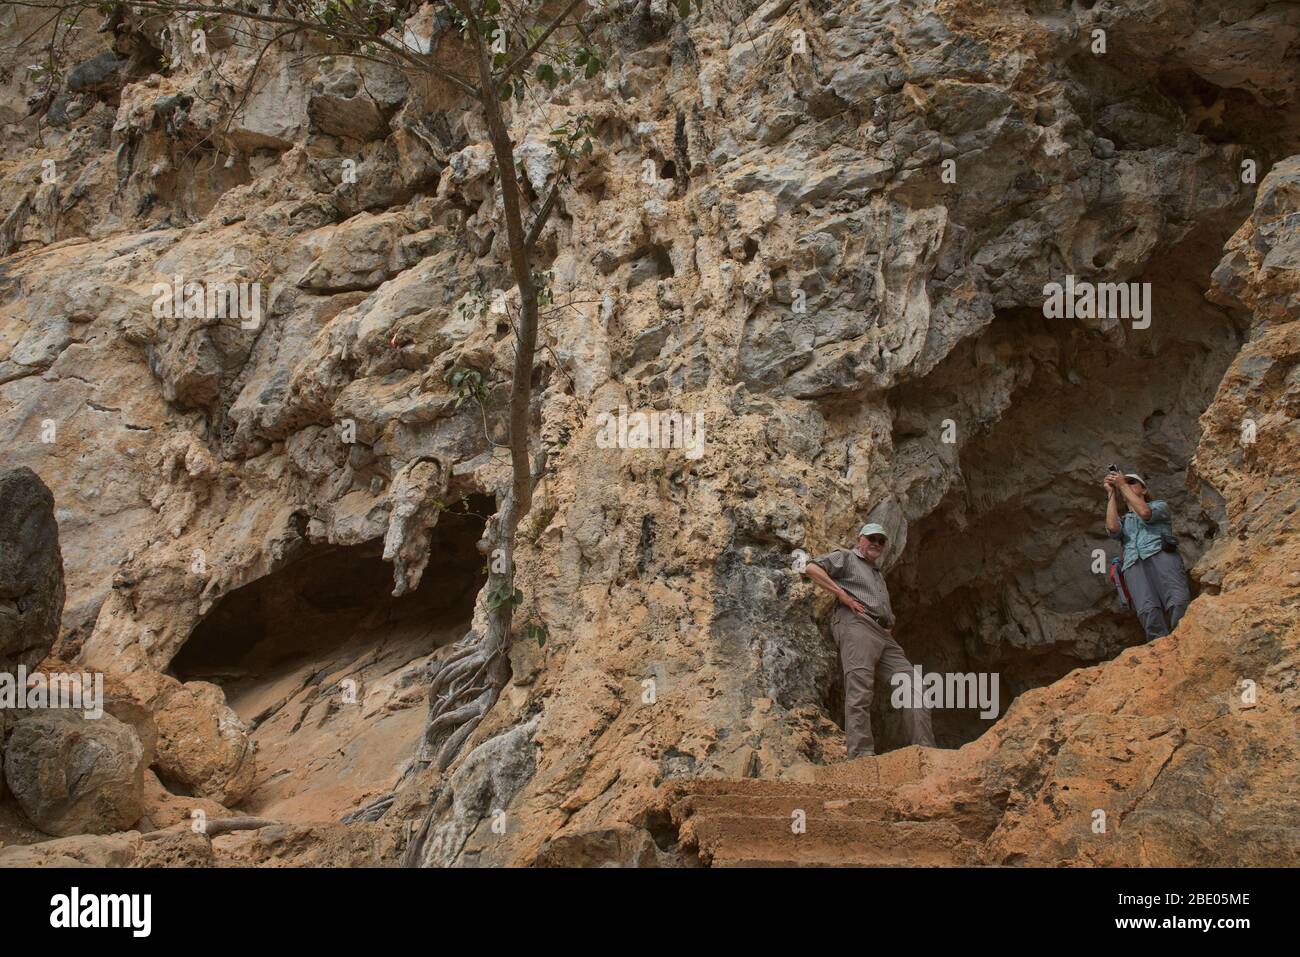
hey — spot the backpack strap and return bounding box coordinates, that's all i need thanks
[1109,556,1132,606]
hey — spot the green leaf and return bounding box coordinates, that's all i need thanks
[677,0,690,18]
[487,584,525,611]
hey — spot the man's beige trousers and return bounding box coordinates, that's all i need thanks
[830,604,936,757]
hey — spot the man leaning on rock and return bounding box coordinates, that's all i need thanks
[803,523,936,759]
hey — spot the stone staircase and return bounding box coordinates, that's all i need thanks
[653,747,988,867]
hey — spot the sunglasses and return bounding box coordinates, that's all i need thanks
[1125,478,1142,485]
[865,535,887,545]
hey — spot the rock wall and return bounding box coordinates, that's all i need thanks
[0,0,1296,865]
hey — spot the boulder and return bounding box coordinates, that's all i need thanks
[534,825,668,867]
[296,208,437,293]
[108,668,253,803]
[153,681,256,805]
[3,710,145,836]
[0,467,64,672]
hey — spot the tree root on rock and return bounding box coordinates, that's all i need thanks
[342,453,547,849]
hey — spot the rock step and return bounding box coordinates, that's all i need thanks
[673,791,896,821]
[682,814,979,867]
[663,776,890,803]
[812,746,968,789]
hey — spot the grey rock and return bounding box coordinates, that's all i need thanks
[65,52,125,94]
[43,94,69,127]
[4,710,145,836]
[712,540,838,715]
[734,157,892,208]
[0,467,64,673]
[416,715,541,867]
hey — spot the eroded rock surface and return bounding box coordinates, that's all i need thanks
[0,0,1295,867]
[0,828,214,867]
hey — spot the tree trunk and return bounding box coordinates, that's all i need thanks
[407,3,543,777]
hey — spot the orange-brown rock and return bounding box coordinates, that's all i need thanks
[1,0,1297,868]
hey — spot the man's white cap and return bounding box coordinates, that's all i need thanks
[858,522,888,539]
[1124,473,1146,487]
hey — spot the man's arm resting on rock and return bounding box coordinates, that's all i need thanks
[804,562,866,615]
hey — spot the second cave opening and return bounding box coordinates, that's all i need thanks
[875,234,1246,751]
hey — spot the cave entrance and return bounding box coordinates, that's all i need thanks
[170,495,492,820]
[879,234,1244,751]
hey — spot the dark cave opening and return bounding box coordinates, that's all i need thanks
[161,495,495,820]
[171,496,492,683]
[876,241,1245,751]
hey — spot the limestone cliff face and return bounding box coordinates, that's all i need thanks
[0,0,1296,866]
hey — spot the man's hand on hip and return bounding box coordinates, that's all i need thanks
[839,591,867,615]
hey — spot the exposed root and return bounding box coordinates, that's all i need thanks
[146,815,281,838]
[201,815,281,837]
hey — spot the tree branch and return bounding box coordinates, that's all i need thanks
[524,155,570,251]
[33,0,485,96]
[496,0,585,82]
